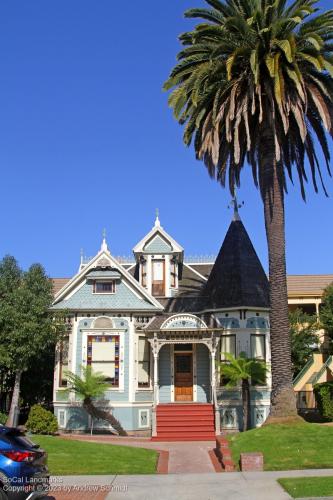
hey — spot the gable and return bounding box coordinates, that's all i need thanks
[52,250,163,311]
[143,234,173,253]
[52,278,157,311]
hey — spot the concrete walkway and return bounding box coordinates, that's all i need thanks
[48,469,333,500]
[60,435,216,473]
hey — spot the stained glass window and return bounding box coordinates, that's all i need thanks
[87,335,120,387]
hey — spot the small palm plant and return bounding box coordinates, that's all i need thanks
[65,366,127,436]
[220,353,267,431]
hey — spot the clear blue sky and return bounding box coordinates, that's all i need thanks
[0,0,332,277]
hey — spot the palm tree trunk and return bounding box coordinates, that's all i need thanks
[260,127,297,420]
[7,370,22,427]
[83,398,127,436]
[242,379,251,431]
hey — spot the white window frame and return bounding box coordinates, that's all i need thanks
[93,280,116,294]
[58,409,67,428]
[58,336,69,390]
[82,331,125,392]
[138,409,150,429]
[136,336,153,390]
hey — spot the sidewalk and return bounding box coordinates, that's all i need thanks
[47,469,333,500]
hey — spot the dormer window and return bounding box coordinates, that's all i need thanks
[140,256,147,288]
[93,281,116,294]
[152,259,165,296]
[171,257,177,288]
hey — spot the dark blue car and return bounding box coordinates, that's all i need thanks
[0,425,49,500]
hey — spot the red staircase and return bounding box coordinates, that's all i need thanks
[152,403,216,441]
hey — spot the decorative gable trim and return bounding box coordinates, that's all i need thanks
[143,234,173,253]
[53,249,163,310]
[161,314,207,330]
[133,225,183,255]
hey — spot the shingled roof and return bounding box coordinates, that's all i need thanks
[202,219,269,309]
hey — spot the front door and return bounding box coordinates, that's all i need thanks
[175,353,193,401]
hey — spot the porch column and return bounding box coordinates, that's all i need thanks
[151,335,160,437]
[210,338,221,436]
[153,351,159,406]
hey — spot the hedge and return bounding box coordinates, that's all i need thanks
[314,381,333,421]
[26,404,58,434]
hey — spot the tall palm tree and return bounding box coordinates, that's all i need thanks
[220,352,267,431]
[66,366,127,436]
[164,0,333,420]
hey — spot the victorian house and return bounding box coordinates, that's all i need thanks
[52,206,273,439]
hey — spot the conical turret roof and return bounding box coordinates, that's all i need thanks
[203,219,269,309]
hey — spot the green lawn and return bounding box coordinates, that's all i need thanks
[278,477,333,498]
[31,435,158,475]
[228,422,333,470]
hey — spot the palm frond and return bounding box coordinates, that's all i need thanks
[164,0,333,200]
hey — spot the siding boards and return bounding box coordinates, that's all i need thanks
[159,345,171,403]
[196,344,210,403]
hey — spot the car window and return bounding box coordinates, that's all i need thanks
[0,431,39,449]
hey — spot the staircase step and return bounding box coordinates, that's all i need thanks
[157,425,215,434]
[152,434,216,442]
[155,404,215,441]
[157,411,214,416]
[158,417,214,425]
[157,407,214,410]
[157,429,214,434]
[156,410,214,418]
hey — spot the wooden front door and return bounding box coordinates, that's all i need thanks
[175,353,193,401]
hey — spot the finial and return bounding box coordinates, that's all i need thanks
[154,208,161,227]
[228,192,244,221]
[80,248,84,264]
[101,228,109,252]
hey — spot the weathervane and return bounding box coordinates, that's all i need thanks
[228,192,244,221]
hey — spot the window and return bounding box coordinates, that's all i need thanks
[251,335,266,360]
[220,335,236,361]
[138,409,150,428]
[251,335,266,385]
[138,337,151,388]
[94,281,115,294]
[87,335,120,387]
[58,410,66,428]
[59,337,69,387]
[171,259,177,288]
[141,260,147,287]
[220,335,236,386]
[152,260,165,296]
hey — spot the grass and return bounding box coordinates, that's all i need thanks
[31,435,158,475]
[278,477,333,498]
[227,422,333,471]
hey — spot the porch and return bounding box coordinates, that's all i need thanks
[147,320,223,439]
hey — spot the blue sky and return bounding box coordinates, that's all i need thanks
[0,0,332,277]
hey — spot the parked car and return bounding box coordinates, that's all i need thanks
[0,425,49,499]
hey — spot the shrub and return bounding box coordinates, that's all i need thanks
[0,412,8,425]
[26,405,58,434]
[314,382,333,421]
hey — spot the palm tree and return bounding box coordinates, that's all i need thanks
[66,366,127,436]
[220,352,267,431]
[164,0,333,420]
